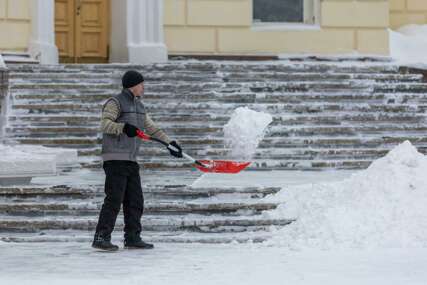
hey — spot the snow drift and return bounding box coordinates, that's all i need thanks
[389,24,427,68]
[264,141,427,249]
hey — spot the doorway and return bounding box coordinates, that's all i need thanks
[55,0,110,63]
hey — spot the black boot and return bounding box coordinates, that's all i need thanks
[124,234,154,249]
[92,234,119,251]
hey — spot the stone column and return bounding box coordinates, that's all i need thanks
[111,0,167,64]
[28,0,59,64]
[126,0,168,64]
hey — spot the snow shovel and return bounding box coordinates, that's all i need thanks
[137,130,251,174]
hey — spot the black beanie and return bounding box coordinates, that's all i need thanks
[122,70,144,89]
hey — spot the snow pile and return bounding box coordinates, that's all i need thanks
[0,144,78,177]
[0,144,56,176]
[0,54,5,67]
[223,107,273,159]
[16,145,78,167]
[389,25,427,67]
[264,141,427,249]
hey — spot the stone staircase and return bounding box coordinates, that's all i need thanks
[0,181,291,243]
[4,60,427,170]
[1,59,427,244]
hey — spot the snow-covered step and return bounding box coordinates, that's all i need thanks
[10,124,427,138]
[1,52,39,65]
[8,72,221,82]
[0,185,280,200]
[8,61,400,73]
[7,112,425,127]
[5,125,223,137]
[10,102,427,116]
[10,83,118,90]
[13,92,427,106]
[6,61,427,171]
[74,146,402,161]
[10,70,421,81]
[0,215,292,233]
[77,158,374,171]
[0,200,279,216]
[9,81,390,94]
[223,72,423,83]
[0,229,276,244]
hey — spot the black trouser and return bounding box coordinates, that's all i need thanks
[95,160,144,240]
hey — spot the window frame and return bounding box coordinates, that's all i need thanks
[252,0,321,30]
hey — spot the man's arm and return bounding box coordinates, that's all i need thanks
[144,114,171,143]
[101,99,125,135]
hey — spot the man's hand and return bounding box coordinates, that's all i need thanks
[167,141,183,158]
[123,123,139,138]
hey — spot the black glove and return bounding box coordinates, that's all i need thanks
[123,123,139,138]
[167,141,183,158]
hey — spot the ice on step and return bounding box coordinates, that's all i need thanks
[223,107,272,160]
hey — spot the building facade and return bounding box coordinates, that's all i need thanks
[0,0,426,64]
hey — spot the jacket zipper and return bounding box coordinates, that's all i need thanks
[133,96,137,160]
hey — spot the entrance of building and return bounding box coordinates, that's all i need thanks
[54,0,110,63]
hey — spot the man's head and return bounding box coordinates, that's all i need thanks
[122,70,144,97]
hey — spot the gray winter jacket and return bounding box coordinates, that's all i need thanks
[101,89,170,161]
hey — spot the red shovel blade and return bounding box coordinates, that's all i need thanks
[195,160,251,174]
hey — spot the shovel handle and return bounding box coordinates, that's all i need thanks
[136,130,207,167]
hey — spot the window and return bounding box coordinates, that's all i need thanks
[253,0,317,25]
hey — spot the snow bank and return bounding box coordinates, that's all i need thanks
[0,54,5,67]
[16,145,78,167]
[223,107,272,159]
[389,25,427,68]
[264,141,427,249]
[0,144,78,178]
[0,145,56,176]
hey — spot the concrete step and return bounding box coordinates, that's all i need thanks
[1,52,39,64]
[7,124,427,139]
[12,91,427,106]
[0,200,279,216]
[11,80,409,94]
[75,143,416,159]
[0,215,292,233]
[7,113,426,128]
[7,61,401,74]
[223,72,423,83]
[7,132,427,147]
[9,72,221,83]
[0,185,281,200]
[77,158,373,171]
[10,70,421,82]
[7,113,227,124]
[0,229,277,244]
[5,125,223,137]
[10,102,427,116]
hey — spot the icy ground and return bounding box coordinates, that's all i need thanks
[1,242,427,285]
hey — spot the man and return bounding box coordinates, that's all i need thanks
[92,70,183,251]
